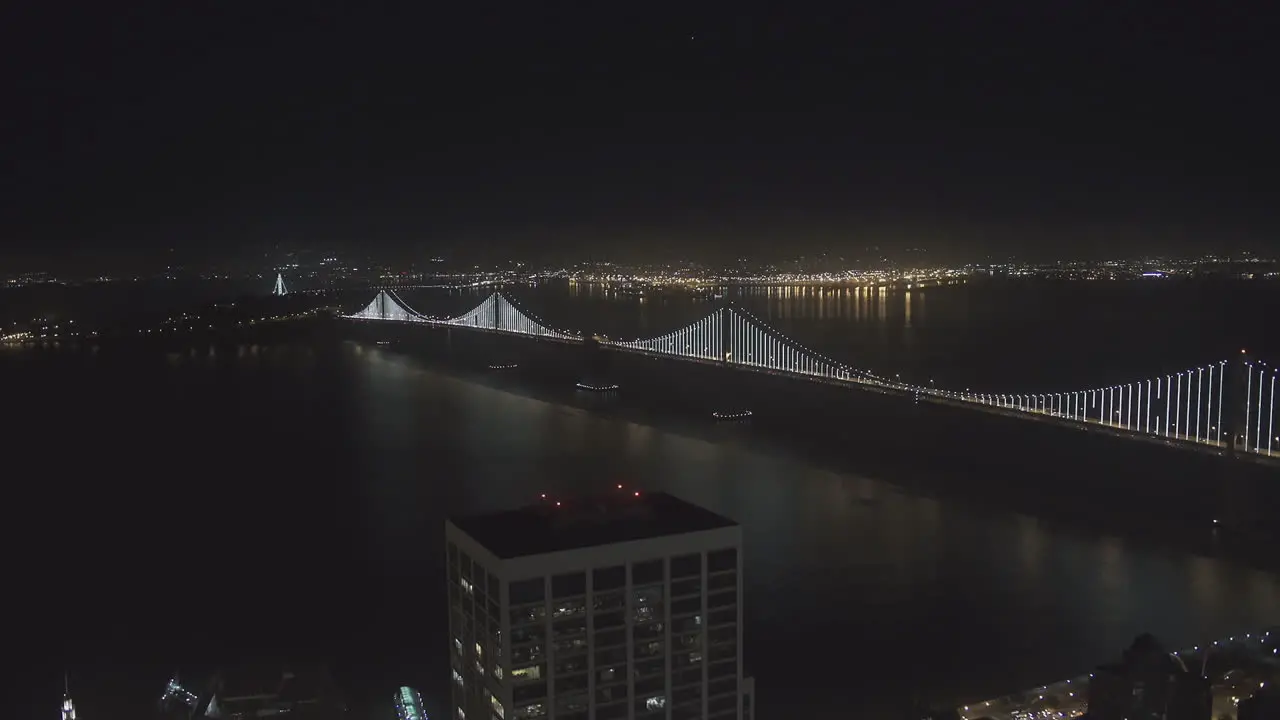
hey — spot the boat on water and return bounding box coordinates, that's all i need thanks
[712,410,753,421]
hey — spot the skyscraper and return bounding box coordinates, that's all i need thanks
[445,489,753,720]
[61,674,77,720]
[395,686,429,720]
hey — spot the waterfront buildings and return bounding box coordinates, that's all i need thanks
[445,489,752,720]
[1086,634,1211,720]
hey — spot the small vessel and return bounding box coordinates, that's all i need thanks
[375,341,391,346]
[712,410,753,421]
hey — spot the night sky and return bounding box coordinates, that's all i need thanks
[3,1,1278,267]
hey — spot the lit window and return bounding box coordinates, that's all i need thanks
[645,695,666,711]
[494,665,504,680]
[491,695,506,719]
[453,669,464,687]
[457,707,466,720]
[475,642,484,658]
[461,578,474,595]
[454,638,463,655]
[511,665,541,681]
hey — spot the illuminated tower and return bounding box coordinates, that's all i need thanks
[273,273,288,296]
[61,674,76,720]
[394,686,428,720]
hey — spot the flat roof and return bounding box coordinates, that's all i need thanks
[448,491,738,559]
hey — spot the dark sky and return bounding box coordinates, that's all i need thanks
[3,1,1278,267]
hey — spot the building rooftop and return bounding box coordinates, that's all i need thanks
[449,490,737,559]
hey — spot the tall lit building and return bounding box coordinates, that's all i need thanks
[61,674,77,720]
[445,489,753,720]
[395,686,429,720]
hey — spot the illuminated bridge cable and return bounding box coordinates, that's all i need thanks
[726,306,863,381]
[496,293,578,340]
[385,289,429,321]
[931,360,1233,450]
[348,290,422,322]
[1243,361,1278,455]
[611,308,723,361]
[443,293,499,329]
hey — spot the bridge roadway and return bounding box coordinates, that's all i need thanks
[344,290,1279,467]
[676,354,1276,467]
[372,317,1278,469]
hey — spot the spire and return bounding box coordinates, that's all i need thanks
[61,672,76,720]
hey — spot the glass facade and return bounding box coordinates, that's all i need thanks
[448,525,742,720]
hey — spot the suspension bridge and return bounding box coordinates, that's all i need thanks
[345,289,1279,462]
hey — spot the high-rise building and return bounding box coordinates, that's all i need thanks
[445,490,753,720]
[395,686,429,720]
[1086,634,1211,720]
[61,674,77,720]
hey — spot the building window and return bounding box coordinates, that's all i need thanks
[671,577,701,597]
[671,614,701,633]
[510,578,544,606]
[452,669,464,687]
[707,572,735,592]
[513,702,546,718]
[670,553,701,578]
[461,577,474,596]
[490,695,505,719]
[593,591,624,612]
[632,584,664,623]
[552,598,586,618]
[551,572,586,598]
[632,559,663,585]
[510,642,544,665]
[644,695,666,711]
[708,548,736,573]
[593,565,625,591]
[510,664,543,682]
[510,604,546,627]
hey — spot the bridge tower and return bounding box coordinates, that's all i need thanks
[1225,349,1252,454]
[272,272,288,296]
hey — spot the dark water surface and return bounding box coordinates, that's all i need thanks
[8,333,1278,719]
